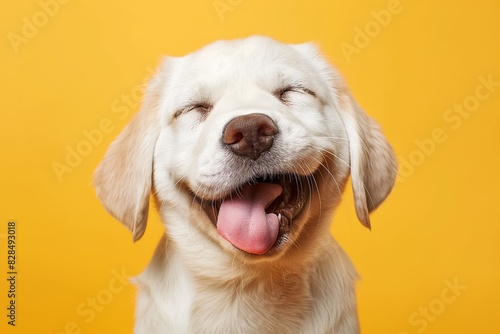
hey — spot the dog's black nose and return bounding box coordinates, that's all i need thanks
[222,113,278,160]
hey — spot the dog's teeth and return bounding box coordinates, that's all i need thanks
[277,213,282,222]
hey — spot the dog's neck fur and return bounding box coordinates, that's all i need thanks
[133,221,359,333]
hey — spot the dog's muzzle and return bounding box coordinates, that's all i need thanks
[222,113,278,161]
[192,113,311,256]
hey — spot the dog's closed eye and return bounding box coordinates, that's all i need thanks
[174,102,213,119]
[274,85,316,104]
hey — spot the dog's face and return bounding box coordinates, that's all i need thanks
[94,36,397,260]
[154,38,353,257]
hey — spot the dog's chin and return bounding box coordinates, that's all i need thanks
[191,172,315,258]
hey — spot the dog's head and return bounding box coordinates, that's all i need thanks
[94,36,397,258]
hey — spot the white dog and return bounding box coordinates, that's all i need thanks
[94,36,397,333]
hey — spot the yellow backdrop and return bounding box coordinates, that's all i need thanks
[1,1,499,333]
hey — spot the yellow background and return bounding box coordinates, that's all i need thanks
[1,1,499,333]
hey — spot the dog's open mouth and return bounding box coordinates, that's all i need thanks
[196,174,310,255]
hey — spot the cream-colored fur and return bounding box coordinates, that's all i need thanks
[94,36,397,333]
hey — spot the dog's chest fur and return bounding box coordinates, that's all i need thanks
[134,235,359,334]
[190,266,313,332]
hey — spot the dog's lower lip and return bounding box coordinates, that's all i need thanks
[194,174,310,253]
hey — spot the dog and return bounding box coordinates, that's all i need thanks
[94,36,397,333]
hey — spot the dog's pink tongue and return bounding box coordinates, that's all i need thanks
[217,183,282,255]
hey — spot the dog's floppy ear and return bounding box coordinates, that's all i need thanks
[291,42,397,228]
[338,90,398,229]
[93,59,169,241]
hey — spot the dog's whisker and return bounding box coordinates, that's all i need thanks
[304,135,350,141]
[301,162,324,239]
[311,152,344,199]
[311,146,351,169]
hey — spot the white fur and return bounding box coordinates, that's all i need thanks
[94,36,397,333]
